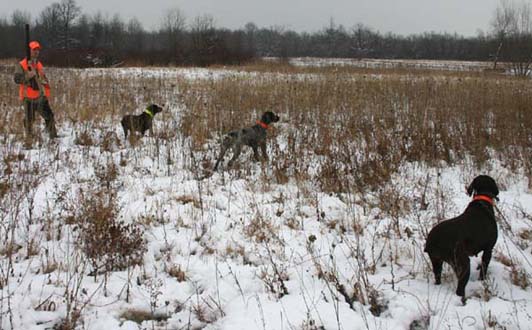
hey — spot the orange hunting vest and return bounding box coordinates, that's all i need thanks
[18,58,51,100]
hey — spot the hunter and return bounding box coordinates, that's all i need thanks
[14,40,58,143]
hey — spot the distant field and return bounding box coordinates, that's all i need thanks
[286,57,498,71]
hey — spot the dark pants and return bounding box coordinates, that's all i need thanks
[24,98,57,138]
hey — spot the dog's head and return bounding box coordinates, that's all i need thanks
[147,103,163,115]
[261,111,280,124]
[466,175,499,200]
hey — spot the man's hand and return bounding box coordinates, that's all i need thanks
[26,70,36,80]
[40,74,49,85]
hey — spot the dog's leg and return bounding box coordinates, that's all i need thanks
[121,120,128,139]
[259,141,268,161]
[478,249,493,280]
[429,255,443,285]
[214,150,226,171]
[251,142,260,162]
[227,144,242,168]
[454,252,470,297]
[214,143,230,171]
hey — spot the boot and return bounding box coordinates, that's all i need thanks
[46,120,58,139]
[24,136,33,149]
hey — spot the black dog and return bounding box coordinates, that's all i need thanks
[121,104,163,139]
[424,175,499,300]
[213,111,280,170]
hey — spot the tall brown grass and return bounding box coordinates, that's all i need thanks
[0,61,530,192]
[177,65,531,191]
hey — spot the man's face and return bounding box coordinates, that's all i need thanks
[30,48,40,59]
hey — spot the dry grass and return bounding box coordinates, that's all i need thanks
[1,62,530,190]
[174,63,531,191]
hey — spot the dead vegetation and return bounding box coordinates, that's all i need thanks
[176,64,532,190]
[0,61,531,329]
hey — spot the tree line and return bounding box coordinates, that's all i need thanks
[0,0,530,70]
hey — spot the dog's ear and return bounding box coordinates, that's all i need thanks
[466,183,474,196]
[490,177,500,199]
[467,175,481,196]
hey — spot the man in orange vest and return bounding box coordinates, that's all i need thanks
[14,40,58,142]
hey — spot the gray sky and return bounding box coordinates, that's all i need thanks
[1,0,500,36]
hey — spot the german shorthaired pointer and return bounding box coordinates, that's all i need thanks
[213,111,280,170]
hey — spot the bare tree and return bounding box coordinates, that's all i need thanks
[257,25,286,57]
[244,22,258,55]
[351,23,377,58]
[74,14,90,47]
[109,14,125,53]
[190,14,217,65]
[9,10,31,57]
[492,0,516,68]
[491,0,532,75]
[57,0,81,49]
[126,17,145,53]
[88,12,105,48]
[37,3,62,48]
[11,10,31,28]
[161,8,186,63]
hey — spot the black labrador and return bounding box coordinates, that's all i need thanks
[213,111,280,170]
[424,175,499,301]
[121,104,163,139]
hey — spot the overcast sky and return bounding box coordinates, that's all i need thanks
[1,0,501,36]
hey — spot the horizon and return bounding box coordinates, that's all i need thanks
[1,0,500,37]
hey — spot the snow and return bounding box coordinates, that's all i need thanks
[0,64,531,330]
[287,57,493,72]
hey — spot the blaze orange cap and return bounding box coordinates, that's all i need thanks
[29,41,41,50]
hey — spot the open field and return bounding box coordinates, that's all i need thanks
[0,59,531,329]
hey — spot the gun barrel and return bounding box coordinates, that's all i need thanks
[25,23,30,62]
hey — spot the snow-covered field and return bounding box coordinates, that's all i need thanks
[0,62,531,330]
[284,57,495,72]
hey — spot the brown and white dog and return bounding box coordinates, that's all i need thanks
[213,111,280,170]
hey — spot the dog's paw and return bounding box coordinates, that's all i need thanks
[449,296,467,306]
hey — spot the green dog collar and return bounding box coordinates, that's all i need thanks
[144,108,154,118]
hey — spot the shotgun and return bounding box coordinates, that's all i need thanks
[24,23,43,96]
[25,23,30,63]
